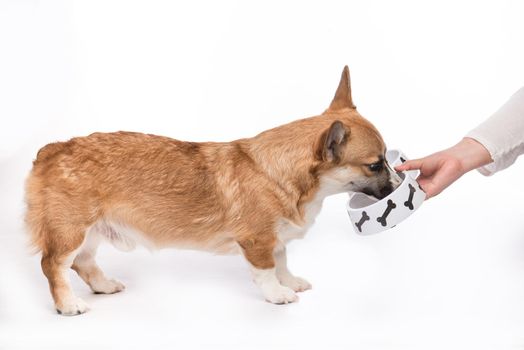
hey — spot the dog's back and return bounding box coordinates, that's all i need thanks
[26,131,259,254]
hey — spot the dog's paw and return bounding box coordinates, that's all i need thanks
[92,279,125,294]
[280,275,312,293]
[56,297,90,316]
[264,285,299,305]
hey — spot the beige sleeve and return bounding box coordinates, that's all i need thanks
[465,87,524,176]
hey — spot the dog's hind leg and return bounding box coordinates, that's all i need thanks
[40,226,89,316]
[71,229,125,295]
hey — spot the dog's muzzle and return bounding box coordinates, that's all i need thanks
[346,149,426,235]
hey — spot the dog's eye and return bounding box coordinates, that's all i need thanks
[368,162,384,172]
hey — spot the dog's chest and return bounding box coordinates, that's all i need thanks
[275,176,343,243]
[277,196,324,243]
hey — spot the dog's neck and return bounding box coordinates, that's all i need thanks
[242,116,342,222]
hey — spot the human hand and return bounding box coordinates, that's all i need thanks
[395,138,492,199]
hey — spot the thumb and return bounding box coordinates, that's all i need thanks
[395,158,423,172]
[416,178,437,199]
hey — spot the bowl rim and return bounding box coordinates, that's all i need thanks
[346,170,410,212]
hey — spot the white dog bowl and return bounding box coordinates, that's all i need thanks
[346,149,426,235]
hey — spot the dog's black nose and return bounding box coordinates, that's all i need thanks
[362,184,393,200]
[378,183,393,199]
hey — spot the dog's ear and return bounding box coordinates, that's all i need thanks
[328,66,356,111]
[317,120,350,163]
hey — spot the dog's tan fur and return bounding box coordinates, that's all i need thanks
[25,66,395,314]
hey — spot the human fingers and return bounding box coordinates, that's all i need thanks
[395,158,424,172]
[416,177,438,199]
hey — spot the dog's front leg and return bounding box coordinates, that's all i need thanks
[274,243,312,293]
[239,237,298,304]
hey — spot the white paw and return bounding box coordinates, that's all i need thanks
[264,285,299,305]
[92,279,125,294]
[57,297,89,316]
[280,276,312,293]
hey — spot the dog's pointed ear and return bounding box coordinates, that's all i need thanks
[328,66,356,111]
[317,120,350,163]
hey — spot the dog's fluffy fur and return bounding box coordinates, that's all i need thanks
[25,66,398,315]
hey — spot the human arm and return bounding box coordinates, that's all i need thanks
[396,87,524,198]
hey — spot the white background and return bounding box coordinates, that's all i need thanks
[1,1,524,349]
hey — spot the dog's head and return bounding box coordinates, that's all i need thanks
[315,66,401,200]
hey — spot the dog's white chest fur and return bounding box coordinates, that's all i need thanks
[276,179,339,244]
[277,200,323,243]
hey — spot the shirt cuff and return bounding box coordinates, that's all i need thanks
[464,131,498,176]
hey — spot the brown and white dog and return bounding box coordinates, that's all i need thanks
[25,66,399,315]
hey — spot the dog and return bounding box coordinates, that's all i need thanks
[25,66,399,315]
